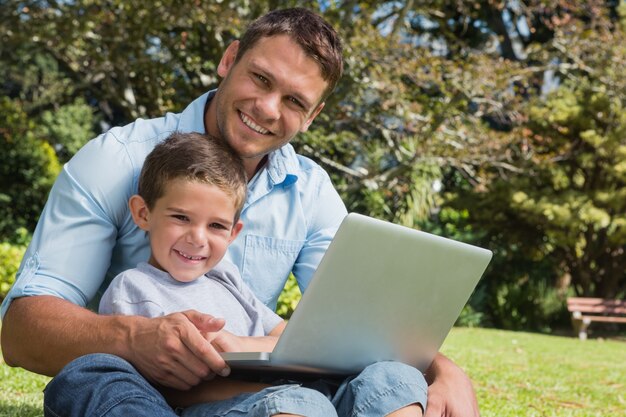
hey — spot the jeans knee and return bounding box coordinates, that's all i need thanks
[44,354,170,417]
[359,361,427,390]
[269,386,338,417]
[73,353,135,372]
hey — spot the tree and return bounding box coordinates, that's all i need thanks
[2,0,626,331]
[442,7,626,331]
[0,97,61,241]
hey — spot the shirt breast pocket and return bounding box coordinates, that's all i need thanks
[241,234,305,309]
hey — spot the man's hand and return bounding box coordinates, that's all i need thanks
[127,310,229,390]
[424,353,480,417]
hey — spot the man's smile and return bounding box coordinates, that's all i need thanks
[239,111,272,135]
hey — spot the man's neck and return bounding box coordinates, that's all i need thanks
[203,92,219,139]
[203,93,268,181]
[243,156,268,182]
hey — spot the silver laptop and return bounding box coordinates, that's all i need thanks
[221,213,492,376]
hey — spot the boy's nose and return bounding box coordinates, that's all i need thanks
[186,228,207,246]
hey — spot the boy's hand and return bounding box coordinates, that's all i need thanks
[127,310,229,390]
[209,329,282,353]
[209,329,246,352]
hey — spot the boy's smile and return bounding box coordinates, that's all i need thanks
[130,179,243,283]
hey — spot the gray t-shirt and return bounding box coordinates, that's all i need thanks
[99,260,283,337]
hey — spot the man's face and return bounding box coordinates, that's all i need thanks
[207,35,328,173]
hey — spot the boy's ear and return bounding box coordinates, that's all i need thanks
[229,220,244,242]
[129,195,150,231]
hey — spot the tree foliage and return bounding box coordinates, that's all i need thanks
[0,97,61,240]
[440,5,626,328]
[2,0,626,331]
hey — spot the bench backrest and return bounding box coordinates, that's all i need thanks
[567,297,626,315]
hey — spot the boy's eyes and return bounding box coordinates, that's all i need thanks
[170,216,228,231]
[209,222,228,231]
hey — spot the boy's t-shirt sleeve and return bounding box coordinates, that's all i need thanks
[98,269,165,317]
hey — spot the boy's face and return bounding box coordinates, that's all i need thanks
[207,34,328,174]
[130,179,243,283]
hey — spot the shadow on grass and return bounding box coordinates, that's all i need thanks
[0,401,44,417]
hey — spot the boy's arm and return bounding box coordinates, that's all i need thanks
[210,321,286,353]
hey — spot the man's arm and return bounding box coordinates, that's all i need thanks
[423,353,480,417]
[159,320,287,407]
[1,296,230,389]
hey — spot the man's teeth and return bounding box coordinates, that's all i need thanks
[240,112,270,134]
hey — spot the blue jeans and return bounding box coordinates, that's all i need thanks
[181,361,427,417]
[44,354,177,417]
[44,354,427,417]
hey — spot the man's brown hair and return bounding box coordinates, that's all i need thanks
[236,7,343,101]
[138,132,247,221]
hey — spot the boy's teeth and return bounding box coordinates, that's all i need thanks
[177,250,203,260]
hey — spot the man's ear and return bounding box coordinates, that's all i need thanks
[229,220,244,243]
[217,40,240,78]
[300,102,325,132]
[129,195,151,231]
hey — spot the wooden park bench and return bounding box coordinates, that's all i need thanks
[566,297,626,340]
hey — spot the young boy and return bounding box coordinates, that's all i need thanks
[99,132,427,417]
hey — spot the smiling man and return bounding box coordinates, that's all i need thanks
[209,34,328,174]
[1,8,478,417]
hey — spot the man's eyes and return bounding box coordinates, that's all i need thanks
[209,222,228,230]
[288,96,305,109]
[255,73,269,85]
[171,214,189,222]
[253,73,306,110]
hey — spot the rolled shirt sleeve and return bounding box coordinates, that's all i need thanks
[1,133,139,318]
[1,92,211,319]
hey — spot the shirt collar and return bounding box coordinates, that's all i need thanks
[267,145,299,186]
[177,90,217,134]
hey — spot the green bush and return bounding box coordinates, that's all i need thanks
[276,274,302,319]
[0,241,27,300]
[0,97,61,241]
[37,98,95,163]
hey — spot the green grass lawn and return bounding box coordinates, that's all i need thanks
[441,328,626,417]
[1,327,624,416]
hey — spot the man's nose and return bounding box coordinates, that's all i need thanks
[257,92,281,121]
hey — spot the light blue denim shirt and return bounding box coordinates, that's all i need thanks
[1,90,347,318]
